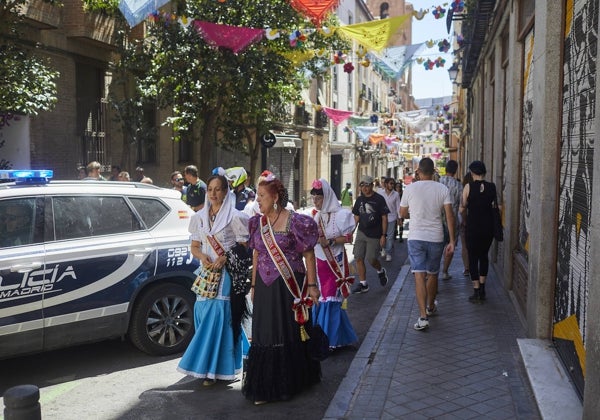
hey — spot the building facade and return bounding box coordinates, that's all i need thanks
[452,1,599,415]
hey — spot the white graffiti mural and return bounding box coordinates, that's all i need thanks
[519,31,534,255]
[556,0,597,343]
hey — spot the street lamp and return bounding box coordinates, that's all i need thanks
[448,62,459,83]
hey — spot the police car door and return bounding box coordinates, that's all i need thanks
[0,196,46,358]
[42,194,154,351]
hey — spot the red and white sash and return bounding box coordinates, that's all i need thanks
[260,215,313,339]
[316,213,355,298]
[206,234,226,257]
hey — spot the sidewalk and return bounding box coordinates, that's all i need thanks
[325,245,542,419]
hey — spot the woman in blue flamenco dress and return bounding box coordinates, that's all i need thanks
[309,178,358,350]
[177,175,250,386]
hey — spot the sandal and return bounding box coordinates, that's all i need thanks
[463,270,470,277]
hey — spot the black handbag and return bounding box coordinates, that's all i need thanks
[492,197,503,242]
[308,323,330,361]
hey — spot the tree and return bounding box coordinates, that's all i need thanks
[138,0,349,179]
[0,0,59,115]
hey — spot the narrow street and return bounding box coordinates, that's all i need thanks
[0,240,408,419]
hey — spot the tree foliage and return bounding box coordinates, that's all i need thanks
[135,0,349,178]
[0,0,60,115]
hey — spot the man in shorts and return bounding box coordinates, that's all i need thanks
[351,175,390,293]
[400,158,455,331]
[439,160,463,280]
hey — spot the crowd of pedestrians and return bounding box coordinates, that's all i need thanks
[71,158,498,404]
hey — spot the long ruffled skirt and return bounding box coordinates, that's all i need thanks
[314,257,358,348]
[177,270,246,380]
[242,272,321,403]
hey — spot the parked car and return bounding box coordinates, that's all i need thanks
[0,170,199,359]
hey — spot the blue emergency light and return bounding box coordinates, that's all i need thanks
[0,169,54,184]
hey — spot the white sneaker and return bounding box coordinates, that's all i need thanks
[380,249,386,258]
[385,254,392,262]
[414,317,429,331]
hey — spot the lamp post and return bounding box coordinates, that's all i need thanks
[448,62,459,83]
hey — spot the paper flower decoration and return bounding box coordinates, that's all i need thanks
[312,179,323,189]
[360,58,371,67]
[333,51,347,64]
[432,6,446,19]
[426,39,436,48]
[343,62,355,73]
[438,39,450,53]
[443,104,450,111]
[451,0,465,12]
[289,29,307,47]
[435,57,446,67]
[457,34,465,46]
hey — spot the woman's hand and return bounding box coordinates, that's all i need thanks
[308,285,320,303]
[199,254,213,268]
[212,254,227,270]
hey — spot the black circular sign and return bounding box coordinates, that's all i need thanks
[261,132,276,148]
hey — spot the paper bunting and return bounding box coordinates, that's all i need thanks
[369,133,385,144]
[119,0,170,27]
[355,126,378,141]
[193,21,264,54]
[289,0,341,26]
[281,50,316,65]
[336,15,410,53]
[348,116,371,128]
[412,9,429,20]
[323,106,354,126]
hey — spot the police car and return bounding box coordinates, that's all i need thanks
[0,170,199,359]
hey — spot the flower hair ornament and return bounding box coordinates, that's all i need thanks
[312,179,323,189]
[212,166,226,176]
[263,172,277,182]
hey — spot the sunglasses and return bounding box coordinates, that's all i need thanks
[174,178,184,182]
[359,182,372,187]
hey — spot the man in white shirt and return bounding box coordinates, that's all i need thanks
[400,158,455,331]
[377,177,402,262]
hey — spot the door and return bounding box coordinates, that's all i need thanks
[0,196,46,358]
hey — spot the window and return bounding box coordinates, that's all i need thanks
[137,101,158,164]
[53,196,142,240]
[332,66,338,93]
[0,198,42,248]
[129,197,169,229]
[178,131,193,163]
[380,2,389,19]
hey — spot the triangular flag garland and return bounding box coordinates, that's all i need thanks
[322,106,354,126]
[289,0,341,26]
[119,0,170,27]
[144,12,454,78]
[336,15,411,53]
[193,21,264,54]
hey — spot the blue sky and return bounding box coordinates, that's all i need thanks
[410,6,454,99]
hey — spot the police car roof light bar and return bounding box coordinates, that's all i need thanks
[0,169,54,185]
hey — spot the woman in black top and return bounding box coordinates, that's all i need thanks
[459,161,498,303]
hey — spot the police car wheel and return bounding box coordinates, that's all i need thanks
[129,282,195,356]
